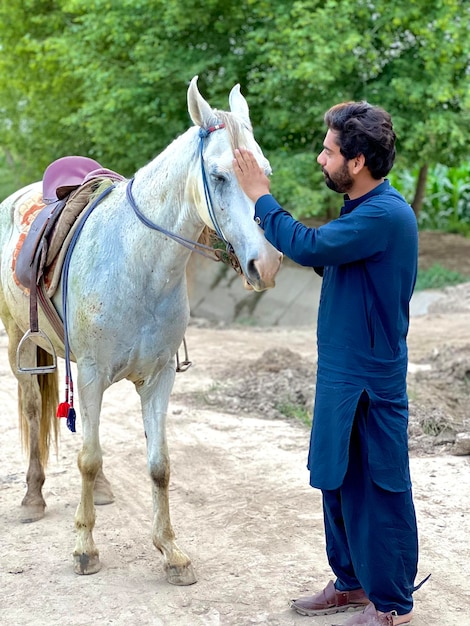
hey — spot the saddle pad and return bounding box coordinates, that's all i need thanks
[12,190,46,292]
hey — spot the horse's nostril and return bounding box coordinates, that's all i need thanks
[247,259,260,283]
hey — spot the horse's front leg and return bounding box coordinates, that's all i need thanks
[138,362,196,585]
[73,373,105,575]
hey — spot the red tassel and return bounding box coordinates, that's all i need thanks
[56,402,70,418]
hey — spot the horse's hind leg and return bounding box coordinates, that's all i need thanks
[138,363,196,585]
[3,318,58,522]
[93,466,115,505]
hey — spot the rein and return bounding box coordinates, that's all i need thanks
[57,126,243,429]
[126,123,242,275]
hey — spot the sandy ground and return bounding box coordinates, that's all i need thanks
[1,298,470,625]
[2,230,470,626]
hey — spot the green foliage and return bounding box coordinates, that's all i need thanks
[0,0,468,220]
[415,263,469,291]
[269,149,341,218]
[389,161,470,234]
[0,1,87,182]
[0,151,17,200]
[244,1,469,159]
[0,0,274,181]
[419,164,470,233]
[241,0,470,212]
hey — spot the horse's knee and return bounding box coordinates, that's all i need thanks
[149,460,170,489]
[77,449,101,481]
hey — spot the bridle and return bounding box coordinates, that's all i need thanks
[126,122,241,274]
[197,123,229,243]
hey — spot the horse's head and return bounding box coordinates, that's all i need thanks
[186,76,282,292]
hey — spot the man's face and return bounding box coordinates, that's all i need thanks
[317,129,354,194]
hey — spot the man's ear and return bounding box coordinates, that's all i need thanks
[352,153,366,174]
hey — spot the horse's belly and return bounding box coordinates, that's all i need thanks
[67,282,190,381]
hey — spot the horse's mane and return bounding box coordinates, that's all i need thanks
[212,109,252,153]
[90,178,116,201]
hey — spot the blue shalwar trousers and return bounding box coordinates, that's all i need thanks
[321,394,418,615]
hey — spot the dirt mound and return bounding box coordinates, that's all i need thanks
[197,347,316,422]
[428,281,470,314]
[408,343,470,453]
[181,342,470,456]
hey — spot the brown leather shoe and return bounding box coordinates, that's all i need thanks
[290,580,370,616]
[333,602,413,625]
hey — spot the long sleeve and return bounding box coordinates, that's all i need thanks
[254,194,390,267]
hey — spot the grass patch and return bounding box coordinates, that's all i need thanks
[275,401,312,426]
[236,316,259,326]
[415,263,469,291]
[420,415,452,437]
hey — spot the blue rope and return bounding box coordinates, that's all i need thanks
[60,184,116,432]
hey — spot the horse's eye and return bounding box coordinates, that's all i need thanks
[211,173,227,184]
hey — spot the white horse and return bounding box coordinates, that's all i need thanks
[0,76,282,585]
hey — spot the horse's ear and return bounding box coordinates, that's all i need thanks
[228,84,251,127]
[187,76,216,128]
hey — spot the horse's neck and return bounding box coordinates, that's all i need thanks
[132,129,203,243]
[102,130,206,294]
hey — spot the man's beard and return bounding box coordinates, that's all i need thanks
[322,161,353,194]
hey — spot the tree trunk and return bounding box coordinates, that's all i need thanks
[411,164,429,218]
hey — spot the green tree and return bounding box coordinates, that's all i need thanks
[242,0,470,217]
[0,0,468,221]
[59,0,256,175]
[0,1,87,183]
[0,0,267,183]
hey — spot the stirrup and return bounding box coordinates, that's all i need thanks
[176,337,192,373]
[16,329,58,374]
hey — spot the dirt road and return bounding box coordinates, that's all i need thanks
[1,301,470,625]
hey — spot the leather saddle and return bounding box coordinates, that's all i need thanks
[15,156,123,373]
[16,156,121,290]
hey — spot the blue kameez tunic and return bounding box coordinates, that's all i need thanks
[254,180,418,492]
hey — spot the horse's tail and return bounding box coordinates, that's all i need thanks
[19,346,60,466]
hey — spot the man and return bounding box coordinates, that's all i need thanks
[233,101,421,626]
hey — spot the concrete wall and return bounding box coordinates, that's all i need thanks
[188,256,443,326]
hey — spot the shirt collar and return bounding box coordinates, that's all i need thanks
[341,179,390,215]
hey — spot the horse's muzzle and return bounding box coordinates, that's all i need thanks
[243,252,283,292]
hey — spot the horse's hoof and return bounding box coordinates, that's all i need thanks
[166,563,197,586]
[93,491,115,506]
[20,504,45,523]
[73,552,101,575]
